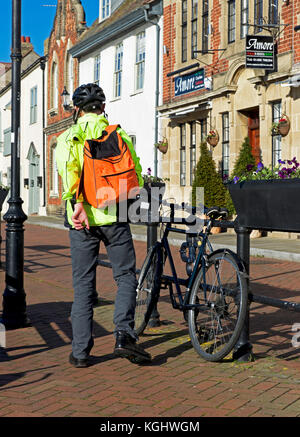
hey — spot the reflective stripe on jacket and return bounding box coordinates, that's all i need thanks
[55,113,143,227]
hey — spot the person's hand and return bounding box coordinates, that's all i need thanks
[71,202,90,230]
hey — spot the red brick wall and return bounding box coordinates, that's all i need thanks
[46,0,84,214]
[162,0,295,106]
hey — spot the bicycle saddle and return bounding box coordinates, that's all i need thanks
[205,206,228,220]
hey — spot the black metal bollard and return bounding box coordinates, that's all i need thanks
[147,211,160,327]
[232,225,254,362]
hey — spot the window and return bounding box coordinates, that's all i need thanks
[68,56,74,97]
[190,122,196,185]
[269,0,278,25]
[272,101,282,169]
[228,0,236,43]
[191,0,198,58]
[222,113,230,177]
[135,32,146,91]
[129,135,136,150]
[254,0,263,33]
[30,86,37,124]
[3,128,11,157]
[94,54,101,86]
[52,62,58,108]
[114,43,123,98]
[180,124,186,186]
[200,118,207,140]
[51,145,59,196]
[182,0,188,62]
[101,0,110,20]
[202,0,209,53]
[240,0,248,39]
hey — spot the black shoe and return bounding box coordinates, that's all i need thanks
[69,353,90,368]
[114,331,152,364]
[148,317,161,328]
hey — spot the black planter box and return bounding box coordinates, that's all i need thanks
[0,188,8,211]
[143,181,166,204]
[228,178,300,232]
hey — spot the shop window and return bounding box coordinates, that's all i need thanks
[272,101,282,169]
[190,122,197,185]
[191,0,198,58]
[182,0,188,62]
[202,0,209,53]
[222,113,230,178]
[180,124,186,186]
[240,0,248,39]
[228,0,236,44]
[254,0,263,33]
[135,32,146,91]
[114,43,123,98]
[200,118,207,141]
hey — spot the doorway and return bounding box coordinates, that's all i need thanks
[27,143,40,215]
[247,109,260,164]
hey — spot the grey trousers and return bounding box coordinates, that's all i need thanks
[69,222,138,359]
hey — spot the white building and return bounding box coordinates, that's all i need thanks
[0,38,47,216]
[69,0,164,176]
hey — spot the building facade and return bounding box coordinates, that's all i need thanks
[44,0,87,217]
[69,0,164,176]
[159,0,300,209]
[0,38,46,216]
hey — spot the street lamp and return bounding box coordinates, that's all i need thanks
[61,86,72,111]
[1,0,30,329]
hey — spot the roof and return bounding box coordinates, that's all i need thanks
[70,0,162,58]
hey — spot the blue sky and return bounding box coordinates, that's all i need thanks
[0,0,99,62]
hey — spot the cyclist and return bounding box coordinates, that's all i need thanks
[56,83,151,367]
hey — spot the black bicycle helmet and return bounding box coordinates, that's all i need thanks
[72,83,106,108]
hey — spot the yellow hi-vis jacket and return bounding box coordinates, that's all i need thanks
[55,113,143,228]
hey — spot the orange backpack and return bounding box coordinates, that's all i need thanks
[76,125,139,209]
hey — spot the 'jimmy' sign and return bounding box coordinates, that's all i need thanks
[245,35,274,70]
[174,69,205,97]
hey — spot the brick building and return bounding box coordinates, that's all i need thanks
[44,0,87,217]
[158,0,300,214]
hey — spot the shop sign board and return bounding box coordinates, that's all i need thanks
[245,35,274,70]
[174,69,205,97]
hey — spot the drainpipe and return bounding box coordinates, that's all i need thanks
[144,6,160,177]
[40,56,46,207]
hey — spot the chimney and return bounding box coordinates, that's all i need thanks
[21,36,33,56]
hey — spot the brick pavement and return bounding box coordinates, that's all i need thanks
[0,223,300,418]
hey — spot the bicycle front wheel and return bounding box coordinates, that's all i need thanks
[188,250,247,362]
[134,245,162,336]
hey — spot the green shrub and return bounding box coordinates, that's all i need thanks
[232,136,256,178]
[192,141,227,209]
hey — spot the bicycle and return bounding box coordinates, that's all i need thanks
[134,202,248,362]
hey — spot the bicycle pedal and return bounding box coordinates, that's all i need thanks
[160,279,168,289]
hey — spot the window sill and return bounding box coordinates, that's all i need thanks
[109,96,121,103]
[130,89,144,97]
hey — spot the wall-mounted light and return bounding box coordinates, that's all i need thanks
[61,86,72,111]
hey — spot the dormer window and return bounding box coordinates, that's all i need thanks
[100,0,110,21]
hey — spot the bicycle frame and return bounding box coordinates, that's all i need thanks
[155,222,213,312]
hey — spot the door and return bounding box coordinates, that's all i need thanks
[248,111,260,164]
[28,144,40,215]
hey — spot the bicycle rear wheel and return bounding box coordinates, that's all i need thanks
[188,250,247,362]
[134,245,162,336]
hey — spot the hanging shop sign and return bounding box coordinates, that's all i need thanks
[245,35,274,70]
[174,69,205,97]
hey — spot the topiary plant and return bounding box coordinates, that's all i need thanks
[231,136,256,179]
[192,141,227,209]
